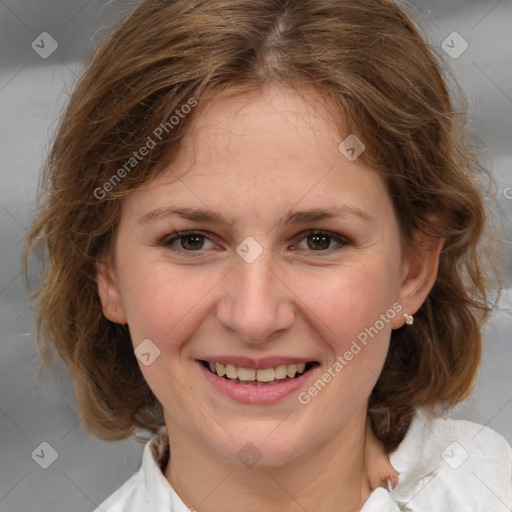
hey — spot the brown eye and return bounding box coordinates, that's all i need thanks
[295,230,349,253]
[163,231,216,252]
[179,234,205,250]
[306,233,332,250]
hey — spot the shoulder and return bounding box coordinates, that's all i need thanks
[389,408,512,512]
[93,427,189,512]
[92,470,147,512]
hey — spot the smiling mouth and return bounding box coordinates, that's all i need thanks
[200,360,319,386]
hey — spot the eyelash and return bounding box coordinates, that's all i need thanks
[160,229,350,256]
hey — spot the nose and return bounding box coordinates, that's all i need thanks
[216,251,295,344]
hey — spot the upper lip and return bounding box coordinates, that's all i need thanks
[198,356,317,369]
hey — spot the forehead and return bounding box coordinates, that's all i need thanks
[181,85,340,168]
[124,85,391,224]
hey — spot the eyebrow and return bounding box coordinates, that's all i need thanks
[285,207,373,224]
[139,206,232,225]
[138,205,373,226]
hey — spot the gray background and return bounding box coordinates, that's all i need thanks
[1,1,511,511]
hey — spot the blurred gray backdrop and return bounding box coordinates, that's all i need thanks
[1,1,511,511]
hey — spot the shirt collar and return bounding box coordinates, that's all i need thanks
[388,407,439,504]
[143,426,191,511]
[140,411,435,511]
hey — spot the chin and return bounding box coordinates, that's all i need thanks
[212,428,310,468]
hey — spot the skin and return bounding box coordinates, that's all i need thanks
[365,420,399,490]
[96,84,441,512]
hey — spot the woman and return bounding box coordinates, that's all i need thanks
[24,0,512,510]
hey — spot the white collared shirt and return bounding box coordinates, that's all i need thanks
[95,408,512,512]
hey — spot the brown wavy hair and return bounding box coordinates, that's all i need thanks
[24,0,498,451]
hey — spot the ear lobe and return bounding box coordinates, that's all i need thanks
[95,260,128,324]
[392,233,444,329]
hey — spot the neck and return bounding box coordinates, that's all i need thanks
[164,409,372,512]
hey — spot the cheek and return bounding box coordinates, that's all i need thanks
[297,263,398,344]
[296,267,397,411]
[118,263,215,410]
[118,259,218,348]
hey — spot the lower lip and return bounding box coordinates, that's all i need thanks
[197,361,317,404]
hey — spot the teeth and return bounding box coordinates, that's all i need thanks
[225,364,237,379]
[216,362,226,377]
[238,367,256,381]
[256,368,275,382]
[286,364,297,378]
[274,365,287,379]
[206,361,310,383]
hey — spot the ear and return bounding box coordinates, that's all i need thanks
[95,258,128,324]
[391,231,444,329]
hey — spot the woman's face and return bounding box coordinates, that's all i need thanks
[98,85,425,467]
